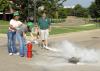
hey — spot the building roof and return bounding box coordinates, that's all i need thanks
[0,12,12,14]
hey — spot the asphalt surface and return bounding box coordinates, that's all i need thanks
[0,29,100,71]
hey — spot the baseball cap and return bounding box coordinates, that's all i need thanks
[27,22,33,27]
[13,11,20,16]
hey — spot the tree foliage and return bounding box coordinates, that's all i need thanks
[0,0,67,20]
[0,0,10,12]
[95,0,100,17]
[11,0,67,19]
[73,4,89,17]
[88,2,98,18]
[58,7,67,18]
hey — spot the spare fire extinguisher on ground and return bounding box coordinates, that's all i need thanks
[26,41,33,58]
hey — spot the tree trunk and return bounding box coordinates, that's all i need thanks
[56,11,58,19]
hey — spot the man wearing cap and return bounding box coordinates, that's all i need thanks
[38,13,51,49]
[7,11,21,56]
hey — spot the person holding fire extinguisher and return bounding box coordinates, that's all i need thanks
[16,22,28,57]
[13,11,27,57]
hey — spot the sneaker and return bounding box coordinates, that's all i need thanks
[44,46,58,52]
[9,53,13,56]
[13,52,20,56]
[33,40,39,44]
[35,41,39,44]
[20,55,24,57]
[44,46,50,50]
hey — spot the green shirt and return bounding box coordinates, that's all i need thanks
[38,17,51,30]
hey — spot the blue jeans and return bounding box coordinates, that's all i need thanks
[16,32,26,56]
[7,31,17,53]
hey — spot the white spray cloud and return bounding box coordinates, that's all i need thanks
[55,40,99,63]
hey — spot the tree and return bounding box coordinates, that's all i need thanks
[88,2,98,18]
[95,0,100,17]
[58,7,67,18]
[10,0,29,21]
[11,0,67,20]
[0,0,10,20]
[65,8,74,16]
[0,0,9,12]
[73,4,88,17]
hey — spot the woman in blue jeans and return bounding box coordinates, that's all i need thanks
[7,31,17,55]
[7,11,20,56]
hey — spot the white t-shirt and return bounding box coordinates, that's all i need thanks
[9,19,22,31]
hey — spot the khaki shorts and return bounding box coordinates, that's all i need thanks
[40,29,49,40]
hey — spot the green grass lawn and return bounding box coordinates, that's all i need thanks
[0,20,9,34]
[0,20,99,35]
[50,24,98,35]
[0,20,9,25]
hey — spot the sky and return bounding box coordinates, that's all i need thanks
[63,0,95,8]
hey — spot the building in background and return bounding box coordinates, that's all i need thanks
[0,0,14,20]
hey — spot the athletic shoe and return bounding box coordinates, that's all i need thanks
[44,46,50,50]
[9,53,13,56]
[34,41,39,44]
[44,46,58,52]
[13,52,20,56]
[33,40,39,44]
[20,55,24,57]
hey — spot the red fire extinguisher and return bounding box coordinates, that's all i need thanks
[27,41,33,58]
